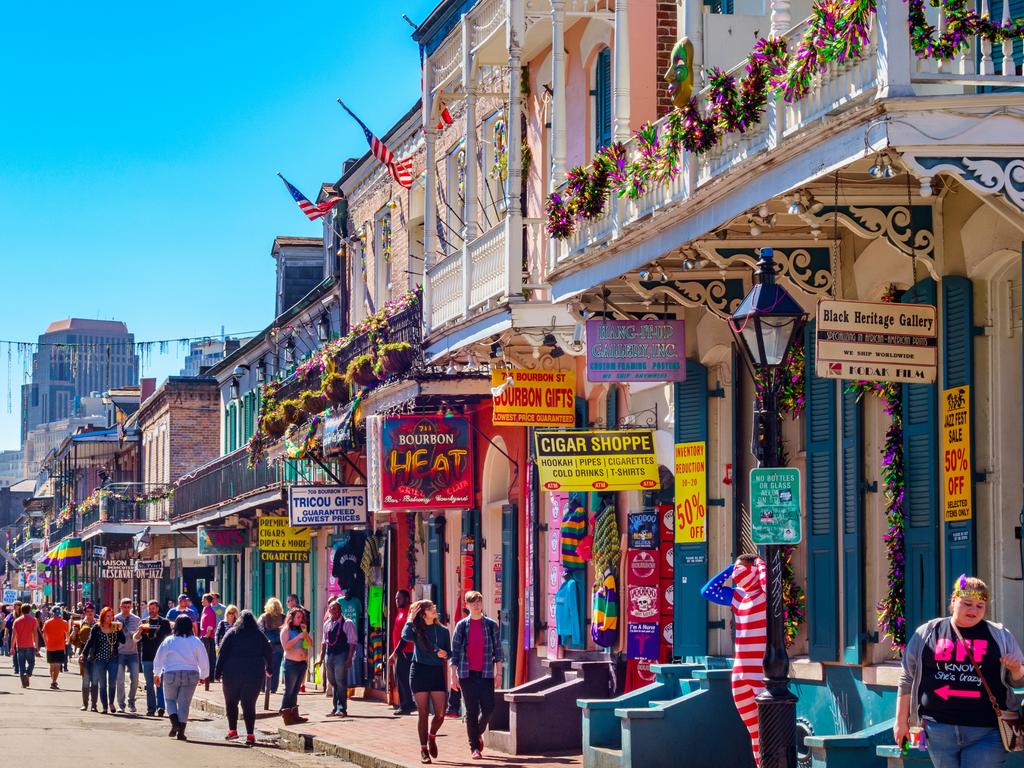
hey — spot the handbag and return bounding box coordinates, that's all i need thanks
[951,621,1024,752]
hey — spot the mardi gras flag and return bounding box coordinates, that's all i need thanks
[43,537,82,568]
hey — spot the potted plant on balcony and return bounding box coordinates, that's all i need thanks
[299,389,330,416]
[322,371,347,403]
[279,398,305,426]
[376,341,415,377]
[346,354,378,387]
[263,408,288,438]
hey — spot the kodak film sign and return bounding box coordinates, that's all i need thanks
[815,299,937,384]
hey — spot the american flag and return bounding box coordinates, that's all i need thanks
[278,174,343,221]
[436,94,454,130]
[338,100,413,189]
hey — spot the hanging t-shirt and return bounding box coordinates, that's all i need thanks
[918,619,1006,728]
[591,572,618,648]
[560,499,587,569]
[338,595,363,638]
[367,585,384,630]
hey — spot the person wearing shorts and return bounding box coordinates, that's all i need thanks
[42,611,70,689]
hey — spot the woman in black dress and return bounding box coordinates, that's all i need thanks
[401,600,452,764]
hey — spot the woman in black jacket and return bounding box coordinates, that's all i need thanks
[81,607,126,714]
[214,610,272,745]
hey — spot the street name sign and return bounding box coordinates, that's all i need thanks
[815,299,937,384]
[750,468,802,545]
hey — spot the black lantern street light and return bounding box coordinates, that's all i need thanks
[728,247,808,768]
[317,313,331,343]
[284,338,296,366]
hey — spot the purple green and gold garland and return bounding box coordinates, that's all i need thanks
[782,544,806,647]
[908,0,1024,61]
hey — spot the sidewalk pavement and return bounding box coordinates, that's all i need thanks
[190,681,583,768]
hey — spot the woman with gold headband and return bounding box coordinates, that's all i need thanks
[895,575,1024,766]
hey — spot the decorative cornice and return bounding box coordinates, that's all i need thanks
[623,276,747,320]
[695,243,836,296]
[904,154,1024,214]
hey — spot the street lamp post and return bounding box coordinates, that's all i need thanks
[729,247,808,768]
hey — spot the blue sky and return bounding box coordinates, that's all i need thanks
[0,2,438,452]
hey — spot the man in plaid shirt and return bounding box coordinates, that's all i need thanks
[449,591,503,759]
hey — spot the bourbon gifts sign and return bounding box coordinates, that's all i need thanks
[379,414,474,510]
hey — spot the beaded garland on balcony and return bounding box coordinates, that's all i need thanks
[52,486,174,524]
[908,0,1024,60]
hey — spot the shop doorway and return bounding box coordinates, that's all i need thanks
[482,438,510,621]
[182,566,214,602]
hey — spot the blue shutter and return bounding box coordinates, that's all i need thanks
[595,48,612,151]
[427,515,447,621]
[674,359,709,659]
[805,322,839,661]
[500,503,518,687]
[902,278,940,633]
[942,276,976,579]
[841,388,865,663]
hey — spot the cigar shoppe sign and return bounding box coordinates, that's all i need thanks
[534,429,659,491]
[380,414,474,510]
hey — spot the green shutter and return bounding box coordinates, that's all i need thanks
[462,509,482,592]
[595,48,612,151]
[674,359,709,659]
[841,388,865,663]
[942,276,976,578]
[805,322,839,662]
[606,384,619,428]
[500,503,518,687]
[224,406,231,454]
[427,516,446,621]
[902,278,940,633]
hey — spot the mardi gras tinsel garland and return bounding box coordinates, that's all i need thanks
[907,0,1024,61]
[782,544,807,647]
[547,0,875,237]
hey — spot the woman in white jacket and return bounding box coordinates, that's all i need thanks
[154,615,209,741]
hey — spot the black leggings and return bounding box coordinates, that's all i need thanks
[223,676,263,734]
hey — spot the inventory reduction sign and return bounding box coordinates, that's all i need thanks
[587,319,686,382]
[491,369,575,426]
[674,442,707,544]
[534,429,659,491]
[815,299,937,384]
[942,386,973,522]
[289,485,368,527]
[258,517,311,563]
[750,468,802,545]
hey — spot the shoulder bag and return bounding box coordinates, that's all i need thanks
[951,621,1024,751]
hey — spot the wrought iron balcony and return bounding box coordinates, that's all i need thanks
[171,448,284,524]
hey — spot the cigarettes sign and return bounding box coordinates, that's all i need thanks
[288,486,368,527]
[258,517,311,562]
[815,299,937,384]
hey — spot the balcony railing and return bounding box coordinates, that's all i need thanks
[171,448,284,523]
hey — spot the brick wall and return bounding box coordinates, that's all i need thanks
[656,0,679,117]
[139,380,220,484]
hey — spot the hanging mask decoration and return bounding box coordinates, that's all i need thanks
[663,37,695,109]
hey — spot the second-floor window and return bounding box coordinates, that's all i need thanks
[483,112,508,225]
[375,209,393,299]
[593,47,612,153]
[443,144,466,255]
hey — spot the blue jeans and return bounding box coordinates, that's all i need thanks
[268,645,283,693]
[16,648,35,678]
[281,659,307,710]
[325,653,349,714]
[117,653,140,709]
[91,659,118,710]
[142,660,165,713]
[925,721,1006,768]
[162,669,200,723]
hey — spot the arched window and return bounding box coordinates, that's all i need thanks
[593,47,612,152]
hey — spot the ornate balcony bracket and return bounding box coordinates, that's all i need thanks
[903,154,1024,214]
[695,243,836,297]
[800,204,938,280]
[623,276,747,320]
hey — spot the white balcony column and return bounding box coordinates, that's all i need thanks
[681,0,704,186]
[1002,0,1016,77]
[550,0,568,190]
[876,0,914,98]
[462,15,476,319]
[612,0,631,141]
[506,0,525,300]
[769,0,791,38]
[423,63,438,330]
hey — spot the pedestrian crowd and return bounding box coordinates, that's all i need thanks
[2,588,503,763]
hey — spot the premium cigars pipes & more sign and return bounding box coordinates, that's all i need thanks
[258,517,311,562]
[815,299,937,384]
[534,429,659,491]
[380,414,474,510]
[491,368,575,426]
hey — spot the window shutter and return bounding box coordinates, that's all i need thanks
[805,322,839,661]
[427,515,447,621]
[942,276,976,579]
[606,384,619,428]
[461,508,482,592]
[500,503,518,686]
[674,359,708,659]
[841,388,865,663]
[595,48,612,151]
[902,278,940,633]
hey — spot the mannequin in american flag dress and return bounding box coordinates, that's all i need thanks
[701,554,767,766]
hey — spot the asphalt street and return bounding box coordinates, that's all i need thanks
[0,660,354,768]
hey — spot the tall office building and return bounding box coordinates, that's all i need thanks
[180,338,246,377]
[20,319,139,441]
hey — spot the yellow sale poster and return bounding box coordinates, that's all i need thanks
[674,442,707,544]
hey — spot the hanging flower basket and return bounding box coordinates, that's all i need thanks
[299,390,330,416]
[346,354,378,387]
[322,372,348,403]
[378,342,415,376]
[263,410,288,439]
[279,399,305,426]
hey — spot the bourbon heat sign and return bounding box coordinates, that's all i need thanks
[380,414,474,510]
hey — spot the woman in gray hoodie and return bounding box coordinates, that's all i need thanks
[895,575,1024,767]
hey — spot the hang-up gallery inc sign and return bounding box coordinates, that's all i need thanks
[586,319,686,382]
[379,414,474,510]
[534,429,659,491]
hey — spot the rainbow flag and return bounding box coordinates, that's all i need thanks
[43,537,82,568]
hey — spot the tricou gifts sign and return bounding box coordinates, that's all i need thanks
[289,486,368,527]
[586,319,686,382]
[380,415,474,510]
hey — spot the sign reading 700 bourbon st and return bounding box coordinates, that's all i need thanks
[534,429,660,492]
[815,299,937,384]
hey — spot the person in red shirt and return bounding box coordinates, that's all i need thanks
[450,591,504,760]
[200,594,218,691]
[388,589,415,715]
[42,611,70,690]
[12,604,40,687]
